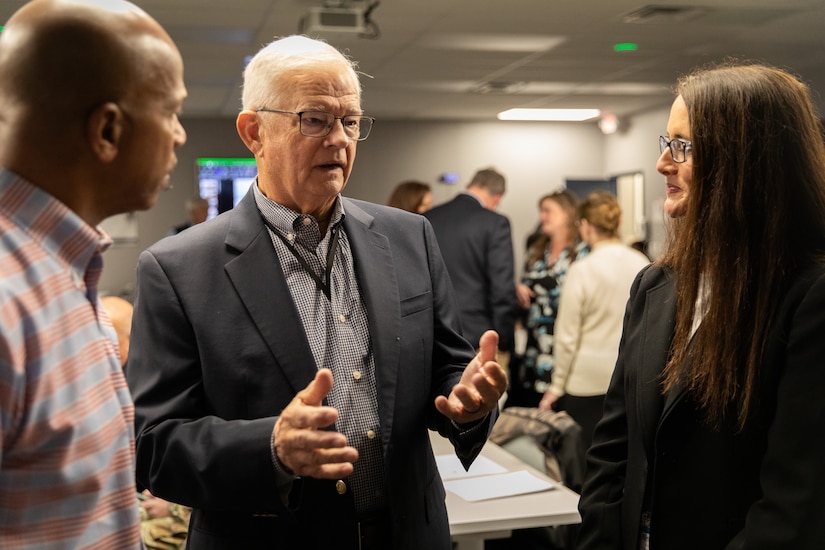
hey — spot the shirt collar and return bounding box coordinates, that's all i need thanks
[0,168,111,279]
[253,180,345,237]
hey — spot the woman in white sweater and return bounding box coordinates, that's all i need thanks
[538,190,649,449]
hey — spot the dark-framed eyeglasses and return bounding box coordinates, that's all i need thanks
[659,135,692,163]
[255,108,374,141]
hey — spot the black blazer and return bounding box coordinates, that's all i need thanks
[127,189,495,549]
[577,263,825,550]
[425,193,516,350]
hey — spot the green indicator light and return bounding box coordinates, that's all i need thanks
[614,43,638,52]
[0,26,4,33]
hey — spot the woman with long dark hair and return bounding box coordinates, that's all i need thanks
[578,62,825,549]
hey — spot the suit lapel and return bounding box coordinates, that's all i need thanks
[219,193,405,433]
[223,190,318,396]
[635,270,676,457]
[342,199,401,445]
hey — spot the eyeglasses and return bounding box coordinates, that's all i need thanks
[255,108,374,141]
[659,136,692,163]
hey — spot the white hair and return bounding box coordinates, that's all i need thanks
[241,35,361,110]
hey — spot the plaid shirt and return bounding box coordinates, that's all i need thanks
[0,170,141,549]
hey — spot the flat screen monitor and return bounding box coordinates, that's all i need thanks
[196,157,257,221]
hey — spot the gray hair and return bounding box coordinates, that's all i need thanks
[469,167,506,196]
[241,35,361,110]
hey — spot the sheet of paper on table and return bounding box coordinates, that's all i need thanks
[435,454,507,480]
[436,453,558,502]
[443,470,558,502]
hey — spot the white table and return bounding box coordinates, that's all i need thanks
[431,432,581,550]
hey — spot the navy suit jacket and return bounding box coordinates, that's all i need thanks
[127,188,495,549]
[577,263,825,550]
[425,193,516,350]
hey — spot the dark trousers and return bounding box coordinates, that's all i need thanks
[556,393,605,452]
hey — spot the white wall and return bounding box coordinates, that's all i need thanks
[99,109,671,298]
[604,108,671,258]
[349,120,607,271]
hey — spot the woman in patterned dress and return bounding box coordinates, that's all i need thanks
[510,190,588,407]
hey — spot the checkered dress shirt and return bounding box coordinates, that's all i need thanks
[255,184,386,514]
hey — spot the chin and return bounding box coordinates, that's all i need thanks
[664,200,687,218]
[323,177,346,194]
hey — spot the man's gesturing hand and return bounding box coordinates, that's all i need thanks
[435,330,508,424]
[272,368,358,478]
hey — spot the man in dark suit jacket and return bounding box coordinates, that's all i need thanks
[126,36,507,550]
[425,168,517,361]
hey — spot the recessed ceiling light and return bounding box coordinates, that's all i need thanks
[426,34,566,52]
[497,108,601,121]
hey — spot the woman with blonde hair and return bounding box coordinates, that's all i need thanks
[539,190,648,450]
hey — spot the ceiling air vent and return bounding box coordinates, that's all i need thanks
[622,5,710,24]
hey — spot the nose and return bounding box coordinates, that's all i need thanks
[324,118,352,146]
[174,117,187,147]
[656,148,675,175]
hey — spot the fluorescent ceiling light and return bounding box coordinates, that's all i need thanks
[497,108,601,121]
[425,34,566,52]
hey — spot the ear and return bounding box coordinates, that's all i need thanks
[236,110,263,155]
[86,102,124,163]
[579,218,592,240]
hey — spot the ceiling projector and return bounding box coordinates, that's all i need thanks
[300,6,368,34]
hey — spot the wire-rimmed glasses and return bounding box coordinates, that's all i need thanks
[255,108,375,141]
[659,135,692,163]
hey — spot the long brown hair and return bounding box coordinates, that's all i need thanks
[387,181,431,213]
[659,62,825,428]
[527,190,581,265]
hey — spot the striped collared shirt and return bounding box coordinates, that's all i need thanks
[0,170,141,549]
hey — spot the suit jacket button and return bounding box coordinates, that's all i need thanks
[336,480,347,495]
